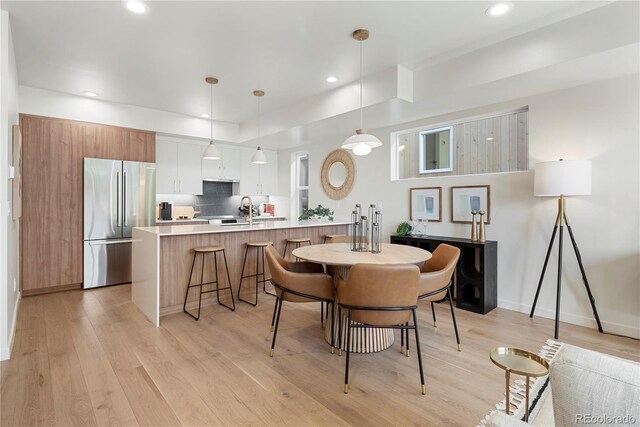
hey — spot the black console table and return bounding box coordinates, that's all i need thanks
[390,235,497,314]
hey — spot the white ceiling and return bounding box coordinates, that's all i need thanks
[3,0,608,125]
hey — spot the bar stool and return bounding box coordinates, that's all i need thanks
[323,234,346,244]
[183,245,235,320]
[238,241,273,306]
[283,237,311,261]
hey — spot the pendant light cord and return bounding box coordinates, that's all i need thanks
[210,83,214,141]
[359,37,363,130]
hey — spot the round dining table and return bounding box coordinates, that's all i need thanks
[292,242,431,353]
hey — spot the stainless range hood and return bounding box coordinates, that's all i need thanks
[202,178,240,183]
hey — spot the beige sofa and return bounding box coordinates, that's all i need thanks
[488,344,640,427]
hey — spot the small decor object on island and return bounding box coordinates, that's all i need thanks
[451,185,491,224]
[471,210,478,241]
[298,204,334,222]
[410,187,442,222]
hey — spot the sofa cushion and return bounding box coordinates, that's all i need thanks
[550,344,640,427]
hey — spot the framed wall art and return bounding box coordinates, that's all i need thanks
[450,185,490,224]
[410,187,442,222]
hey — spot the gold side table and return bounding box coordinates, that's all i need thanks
[490,347,550,422]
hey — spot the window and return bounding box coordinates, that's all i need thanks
[392,109,529,180]
[294,153,309,219]
[418,126,453,174]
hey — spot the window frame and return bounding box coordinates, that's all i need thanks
[418,126,453,174]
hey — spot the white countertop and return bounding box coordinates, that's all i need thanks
[135,220,350,236]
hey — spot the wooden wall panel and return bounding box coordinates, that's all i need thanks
[20,114,155,295]
[398,111,529,179]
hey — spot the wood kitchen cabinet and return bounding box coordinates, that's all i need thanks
[156,138,203,195]
[20,114,155,295]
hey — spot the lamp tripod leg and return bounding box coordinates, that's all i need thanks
[554,225,563,340]
[530,225,559,318]
[564,213,604,333]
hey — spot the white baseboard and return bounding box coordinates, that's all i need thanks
[498,298,640,340]
[0,292,21,361]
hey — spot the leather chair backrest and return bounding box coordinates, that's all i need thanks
[264,244,333,302]
[418,244,460,299]
[338,263,420,326]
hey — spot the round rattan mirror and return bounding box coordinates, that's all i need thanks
[321,149,356,200]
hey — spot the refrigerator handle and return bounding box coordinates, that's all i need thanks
[116,171,121,227]
[123,171,128,226]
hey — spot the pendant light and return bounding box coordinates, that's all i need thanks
[251,90,267,164]
[202,76,221,160]
[341,28,382,156]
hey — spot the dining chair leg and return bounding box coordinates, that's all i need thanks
[338,306,343,356]
[330,302,335,354]
[270,296,279,332]
[270,296,284,357]
[431,301,437,328]
[321,302,324,328]
[401,324,405,354]
[412,308,427,395]
[447,288,462,352]
[405,322,410,358]
[344,308,352,394]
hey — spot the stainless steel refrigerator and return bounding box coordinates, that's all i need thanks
[83,158,156,288]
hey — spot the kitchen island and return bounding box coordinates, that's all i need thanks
[132,221,350,325]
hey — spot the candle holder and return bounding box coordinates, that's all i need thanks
[471,210,478,241]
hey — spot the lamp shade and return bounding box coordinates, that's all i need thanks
[534,160,592,196]
[341,129,382,150]
[203,141,221,160]
[251,146,267,164]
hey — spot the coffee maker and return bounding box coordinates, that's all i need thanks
[159,202,172,220]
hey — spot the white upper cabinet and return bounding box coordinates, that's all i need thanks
[239,149,278,195]
[202,147,241,181]
[156,138,203,195]
[156,139,178,194]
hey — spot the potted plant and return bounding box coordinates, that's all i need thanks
[299,204,334,222]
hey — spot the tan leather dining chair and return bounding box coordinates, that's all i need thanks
[414,243,462,352]
[337,263,425,395]
[264,244,336,356]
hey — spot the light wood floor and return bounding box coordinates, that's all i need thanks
[2,285,638,427]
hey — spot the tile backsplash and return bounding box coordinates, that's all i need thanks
[157,182,268,217]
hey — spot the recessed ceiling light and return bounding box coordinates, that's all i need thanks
[83,91,98,97]
[326,76,338,83]
[200,113,210,118]
[486,3,513,16]
[125,1,150,14]
[487,137,494,141]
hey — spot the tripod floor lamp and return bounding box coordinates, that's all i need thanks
[530,159,603,339]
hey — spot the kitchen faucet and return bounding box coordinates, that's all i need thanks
[240,196,253,226]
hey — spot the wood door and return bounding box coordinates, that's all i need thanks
[20,115,156,295]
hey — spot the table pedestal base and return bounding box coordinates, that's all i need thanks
[323,306,395,353]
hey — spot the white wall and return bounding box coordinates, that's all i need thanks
[18,85,239,143]
[278,74,640,338]
[0,11,21,360]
